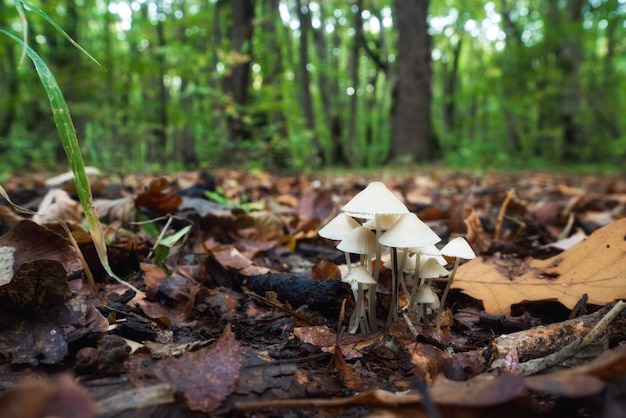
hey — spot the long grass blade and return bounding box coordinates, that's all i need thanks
[18,0,103,68]
[0,29,139,294]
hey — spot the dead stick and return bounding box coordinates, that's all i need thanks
[517,300,625,375]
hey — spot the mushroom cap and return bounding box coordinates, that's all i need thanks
[419,257,449,279]
[411,244,442,256]
[337,226,379,255]
[414,284,437,304]
[342,182,409,219]
[318,213,360,240]
[342,265,377,286]
[441,237,476,259]
[362,213,403,231]
[378,213,441,248]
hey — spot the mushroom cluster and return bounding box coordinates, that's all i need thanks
[319,181,476,333]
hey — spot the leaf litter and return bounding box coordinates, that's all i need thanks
[0,169,625,417]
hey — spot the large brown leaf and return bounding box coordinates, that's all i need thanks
[453,218,626,315]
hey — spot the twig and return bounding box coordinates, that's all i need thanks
[494,188,515,241]
[517,300,625,375]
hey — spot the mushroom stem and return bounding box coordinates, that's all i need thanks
[369,216,382,332]
[436,256,460,329]
[348,286,360,333]
[387,246,399,325]
[398,249,411,302]
[409,252,421,311]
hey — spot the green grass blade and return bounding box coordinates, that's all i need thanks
[19,0,103,68]
[13,1,28,64]
[0,29,138,294]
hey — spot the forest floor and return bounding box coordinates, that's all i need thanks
[1,168,626,418]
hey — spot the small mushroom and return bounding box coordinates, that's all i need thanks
[319,213,361,266]
[436,237,476,329]
[342,266,377,333]
[336,226,378,271]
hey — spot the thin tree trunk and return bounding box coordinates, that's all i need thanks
[442,38,462,134]
[224,0,254,143]
[347,0,364,166]
[559,0,585,161]
[312,5,346,166]
[295,0,324,164]
[154,2,169,165]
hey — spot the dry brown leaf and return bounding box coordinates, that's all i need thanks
[151,326,241,413]
[134,177,182,214]
[453,218,626,315]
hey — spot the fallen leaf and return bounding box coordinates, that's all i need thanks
[294,326,386,360]
[430,374,526,407]
[0,260,72,313]
[138,263,200,326]
[0,220,82,278]
[453,218,626,315]
[0,374,96,418]
[151,326,241,413]
[135,177,182,214]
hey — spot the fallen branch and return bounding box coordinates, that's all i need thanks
[517,300,625,375]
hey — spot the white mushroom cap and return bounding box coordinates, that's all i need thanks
[318,213,360,240]
[419,257,450,279]
[414,284,437,304]
[337,226,379,255]
[342,182,409,219]
[342,265,377,287]
[362,213,403,231]
[411,245,447,265]
[411,244,442,256]
[378,213,441,248]
[441,237,476,260]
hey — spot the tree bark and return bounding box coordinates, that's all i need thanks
[312,5,346,166]
[390,0,435,162]
[347,0,364,166]
[295,0,324,164]
[224,0,254,143]
[559,0,585,161]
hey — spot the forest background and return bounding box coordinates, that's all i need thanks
[0,0,624,176]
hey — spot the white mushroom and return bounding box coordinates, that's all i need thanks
[319,213,361,267]
[436,237,476,329]
[342,266,377,333]
[341,182,409,330]
[378,213,441,323]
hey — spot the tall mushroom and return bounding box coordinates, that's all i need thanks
[341,182,409,330]
[342,265,377,333]
[436,236,476,329]
[378,213,441,323]
[337,226,379,332]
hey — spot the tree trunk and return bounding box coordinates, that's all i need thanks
[224,0,254,143]
[347,0,364,166]
[442,38,462,134]
[153,1,169,165]
[390,0,435,162]
[295,0,324,164]
[312,4,346,166]
[559,0,585,161]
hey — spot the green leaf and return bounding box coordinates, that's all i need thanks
[19,0,103,68]
[0,29,138,294]
[159,225,192,248]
